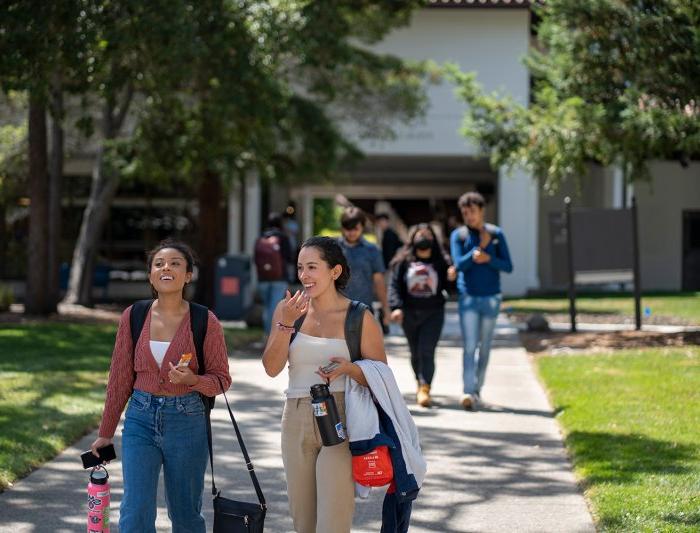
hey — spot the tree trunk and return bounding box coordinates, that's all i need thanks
[63,85,134,307]
[25,95,51,315]
[62,147,120,306]
[194,169,225,307]
[47,75,64,311]
[62,86,133,307]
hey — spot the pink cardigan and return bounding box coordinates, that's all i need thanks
[98,305,232,438]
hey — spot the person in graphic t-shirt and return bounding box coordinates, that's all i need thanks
[388,224,456,407]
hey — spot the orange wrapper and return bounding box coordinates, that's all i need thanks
[177,353,193,367]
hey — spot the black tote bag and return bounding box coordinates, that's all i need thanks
[206,380,266,532]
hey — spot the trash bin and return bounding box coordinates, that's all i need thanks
[59,262,111,298]
[214,254,253,320]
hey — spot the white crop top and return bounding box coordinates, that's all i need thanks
[149,340,171,368]
[286,332,351,398]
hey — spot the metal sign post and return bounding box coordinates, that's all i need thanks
[565,197,577,332]
[555,196,643,333]
[632,196,642,330]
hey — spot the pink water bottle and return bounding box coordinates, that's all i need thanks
[87,466,110,532]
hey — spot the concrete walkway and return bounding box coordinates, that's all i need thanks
[0,306,595,532]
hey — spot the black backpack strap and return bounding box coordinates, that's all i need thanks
[289,302,368,361]
[188,302,209,377]
[129,300,154,370]
[289,313,307,344]
[345,300,370,362]
[206,376,266,510]
[189,301,215,409]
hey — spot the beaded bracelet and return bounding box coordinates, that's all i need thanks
[276,322,295,333]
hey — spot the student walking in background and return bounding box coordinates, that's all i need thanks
[254,212,293,335]
[389,224,456,407]
[337,206,391,329]
[91,239,232,532]
[450,192,512,411]
[376,213,404,269]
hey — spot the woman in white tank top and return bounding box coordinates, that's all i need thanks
[262,236,387,533]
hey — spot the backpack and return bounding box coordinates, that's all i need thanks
[130,299,215,409]
[254,233,285,281]
[290,300,370,362]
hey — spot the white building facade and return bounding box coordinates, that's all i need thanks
[281,3,540,295]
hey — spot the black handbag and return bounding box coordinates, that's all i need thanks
[206,380,266,532]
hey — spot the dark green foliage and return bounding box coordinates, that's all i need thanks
[112,1,427,187]
[448,0,700,192]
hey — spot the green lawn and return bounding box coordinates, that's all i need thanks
[505,292,700,323]
[0,323,116,490]
[537,347,700,532]
[0,321,263,490]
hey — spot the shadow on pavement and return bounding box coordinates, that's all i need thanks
[408,426,589,532]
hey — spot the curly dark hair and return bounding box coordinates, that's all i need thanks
[146,239,196,299]
[300,236,351,291]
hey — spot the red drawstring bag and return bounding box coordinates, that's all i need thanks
[352,446,394,487]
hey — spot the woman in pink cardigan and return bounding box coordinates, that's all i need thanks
[90,240,231,532]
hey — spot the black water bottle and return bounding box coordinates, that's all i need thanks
[310,384,346,446]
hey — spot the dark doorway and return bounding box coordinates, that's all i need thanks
[682,210,700,290]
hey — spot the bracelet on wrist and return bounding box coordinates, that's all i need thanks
[276,322,295,333]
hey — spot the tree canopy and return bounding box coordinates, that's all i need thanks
[448,0,700,193]
[1,1,429,308]
[113,1,427,187]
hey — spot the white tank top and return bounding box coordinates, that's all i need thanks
[286,332,351,398]
[149,340,170,368]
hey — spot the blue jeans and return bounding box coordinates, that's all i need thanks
[458,293,502,395]
[120,390,208,533]
[258,280,288,334]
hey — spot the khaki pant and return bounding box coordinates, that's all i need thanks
[281,392,354,533]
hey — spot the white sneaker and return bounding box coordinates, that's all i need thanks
[461,394,475,411]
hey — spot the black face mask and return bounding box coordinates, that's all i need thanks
[414,238,433,251]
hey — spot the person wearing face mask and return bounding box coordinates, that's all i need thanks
[450,192,513,411]
[389,224,456,407]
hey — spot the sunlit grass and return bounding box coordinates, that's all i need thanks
[537,347,700,531]
[0,322,263,490]
[506,292,700,323]
[0,324,115,490]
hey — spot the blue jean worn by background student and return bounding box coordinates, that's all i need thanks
[258,280,288,334]
[458,294,502,396]
[450,223,512,400]
[120,390,208,533]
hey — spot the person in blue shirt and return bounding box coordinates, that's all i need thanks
[337,207,391,329]
[450,192,513,410]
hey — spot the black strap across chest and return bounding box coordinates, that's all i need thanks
[291,300,370,362]
[129,299,208,372]
[129,299,212,408]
